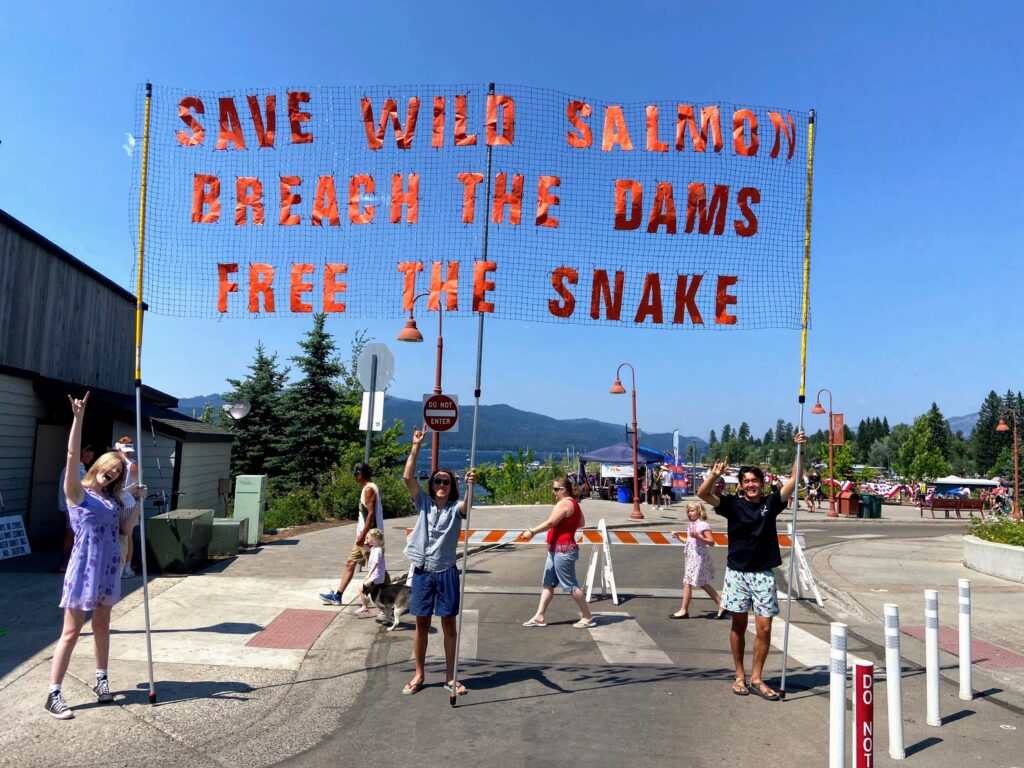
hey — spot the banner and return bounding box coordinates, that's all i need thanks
[831,413,845,446]
[132,84,810,328]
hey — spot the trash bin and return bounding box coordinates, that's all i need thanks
[858,496,872,518]
[837,491,860,517]
[870,495,883,518]
[146,509,214,573]
[616,485,630,503]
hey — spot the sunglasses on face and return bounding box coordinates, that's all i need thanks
[552,486,565,492]
[433,477,451,487]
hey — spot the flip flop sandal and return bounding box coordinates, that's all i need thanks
[573,619,597,629]
[732,678,750,696]
[444,682,467,696]
[402,680,424,696]
[522,619,547,627]
[748,682,780,701]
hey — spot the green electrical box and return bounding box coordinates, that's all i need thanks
[146,509,214,573]
[233,475,267,547]
[209,518,249,558]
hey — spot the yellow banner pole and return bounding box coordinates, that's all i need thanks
[133,82,158,704]
[780,109,816,700]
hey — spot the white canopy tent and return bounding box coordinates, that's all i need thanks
[932,475,998,488]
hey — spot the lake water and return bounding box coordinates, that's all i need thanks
[414,449,569,472]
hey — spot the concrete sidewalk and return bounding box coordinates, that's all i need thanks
[1,497,1020,767]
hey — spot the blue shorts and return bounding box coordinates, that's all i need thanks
[542,547,581,594]
[410,565,460,617]
[721,568,779,617]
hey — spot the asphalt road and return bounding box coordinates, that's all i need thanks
[280,521,1022,768]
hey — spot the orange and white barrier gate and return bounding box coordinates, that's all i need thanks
[404,528,798,548]
[584,519,618,605]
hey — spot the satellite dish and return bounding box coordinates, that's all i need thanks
[222,401,251,420]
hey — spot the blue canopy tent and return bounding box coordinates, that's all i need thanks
[580,443,666,464]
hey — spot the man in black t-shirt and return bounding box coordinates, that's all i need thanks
[697,430,806,701]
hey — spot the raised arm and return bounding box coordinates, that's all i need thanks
[780,431,807,504]
[457,469,476,519]
[403,426,426,500]
[697,457,729,508]
[64,393,90,507]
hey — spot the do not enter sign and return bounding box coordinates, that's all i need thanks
[423,393,459,432]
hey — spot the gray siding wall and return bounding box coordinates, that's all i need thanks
[177,442,231,516]
[0,374,48,519]
[110,420,178,517]
[0,223,135,393]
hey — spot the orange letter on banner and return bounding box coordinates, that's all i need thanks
[429,261,459,310]
[432,96,445,147]
[647,182,677,234]
[455,95,477,146]
[590,270,625,321]
[324,264,347,312]
[602,106,633,151]
[397,262,424,309]
[733,109,759,156]
[312,176,340,226]
[177,97,205,146]
[348,174,375,224]
[288,91,312,144]
[486,94,515,146]
[216,98,247,150]
[614,179,643,231]
[290,263,314,312]
[634,273,664,323]
[361,97,420,150]
[235,177,264,226]
[473,261,497,312]
[191,174,221,223]
[536,176,561,228]
[768,112,796,160]
[673,274,704,324]
[457,172,483,223]
[249,264,275,312]
[549,266,578,318]
[391,173,419,223]
[492,173,524,224]
[217,263,239,313]
[247,94,276,148]
[279,176,302,225]
[685,183,728,235]
[734,187,760,236]
[715,275,739,324]
[676,105,722,152]
[646,106,668,152]
[566,101,593,148]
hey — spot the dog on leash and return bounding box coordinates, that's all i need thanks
[363,579,412,631]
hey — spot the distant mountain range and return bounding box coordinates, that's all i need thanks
[175,393,706,456]
[947,413,979,436]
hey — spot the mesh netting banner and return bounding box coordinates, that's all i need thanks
[132,84,810,329]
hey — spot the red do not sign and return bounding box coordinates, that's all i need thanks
[424,394,459,432]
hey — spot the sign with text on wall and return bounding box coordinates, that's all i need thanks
[133,84,810,330]
[0,516,31,560]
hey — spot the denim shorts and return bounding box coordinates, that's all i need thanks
[542,547,581,593]
[410,565,460,617]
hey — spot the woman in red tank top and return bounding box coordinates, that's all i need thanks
[520,475,597,629]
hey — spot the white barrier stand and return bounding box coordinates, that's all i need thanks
[883,603,906,760]
[584,519,618,605]
[925,589,941,726]
[787,522,825,607]
[958,578,972,701]
[830,622,848,768]
[853,661,874,768]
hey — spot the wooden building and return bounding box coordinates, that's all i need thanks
[0,208,233,545]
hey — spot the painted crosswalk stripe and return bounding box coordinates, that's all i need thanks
[420,609,479,662]
[587,612,673,665]
[833,534,886,539]
[760,619,866,670]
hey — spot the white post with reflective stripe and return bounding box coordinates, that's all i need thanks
[958,578,972,701]
[883,603,905,760]
[830,622,847,768]
[924,589,941,726]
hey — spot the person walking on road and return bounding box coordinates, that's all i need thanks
[47,393,143,719]
[319,462,384,606]
[697,430,806,701]
[669,502,725,619]
[520,475,596,629]
[401,427,475,696]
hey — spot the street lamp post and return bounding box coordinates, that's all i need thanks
[610,363,643,520]
[396,292,444,473]
[995,406,1022,520]
[811,388,838,517]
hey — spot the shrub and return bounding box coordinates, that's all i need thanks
[266,486,323,529]
[968,517,1024,547]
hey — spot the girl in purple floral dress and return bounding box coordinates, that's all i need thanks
[669,503,726,620]
[46,392,142,720]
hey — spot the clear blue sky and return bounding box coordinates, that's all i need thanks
[3,2,1021,440]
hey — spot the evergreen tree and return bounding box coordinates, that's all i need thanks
[738,422,751,443]
[882,417,890,435]
[763,429,774,445]
[277,314,345,489]
[223,343,289,477]
[721,423,733,442]
[708,429,717,448]
[921,402,952,460]
[198,402,214,424]
[970,391,1006,475]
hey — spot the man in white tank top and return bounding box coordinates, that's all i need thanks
[319,462,385,606]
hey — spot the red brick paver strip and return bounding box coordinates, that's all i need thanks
[902,624,1024,669]
[247,609,337,650]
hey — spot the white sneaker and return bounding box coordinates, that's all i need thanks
[122,565,135,578]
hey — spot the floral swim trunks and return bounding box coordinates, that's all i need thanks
[721,568,779,617]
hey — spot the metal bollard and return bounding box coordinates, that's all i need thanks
[853,661,875,768]
[883,604,906,760]
[830,622,848,768]
[925,589,941,726]
[958,578,972,701]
